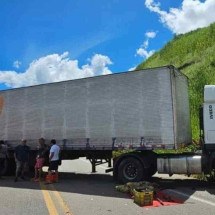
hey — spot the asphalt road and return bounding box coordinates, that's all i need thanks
[1,159,215,215]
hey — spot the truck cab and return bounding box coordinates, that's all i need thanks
[203,85,215,150]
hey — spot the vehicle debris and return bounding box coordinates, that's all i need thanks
[116,181,184,207]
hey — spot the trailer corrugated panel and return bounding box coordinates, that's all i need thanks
[0,66,191,150]
[172,68,192,146]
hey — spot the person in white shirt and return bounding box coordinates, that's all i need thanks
[46,139,60,183]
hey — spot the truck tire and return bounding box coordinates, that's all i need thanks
[117,157,145,183]
[147,164,157,177]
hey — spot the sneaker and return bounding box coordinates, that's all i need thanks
[34,178,39,182]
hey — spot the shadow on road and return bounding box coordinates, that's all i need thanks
[0,173,215,201]
[152,176,215,200]
[0,172,127,199]
[152,176,215,191]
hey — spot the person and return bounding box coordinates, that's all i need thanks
[46,139,60,184]
[33,138,47,182]
[0,140,8,179]
[14,139,30,182]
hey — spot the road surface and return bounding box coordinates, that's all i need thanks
[0,159,215,215]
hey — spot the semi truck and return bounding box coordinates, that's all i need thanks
[0,65,214,183]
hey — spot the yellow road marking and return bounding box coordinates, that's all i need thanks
[40,182,59,215]
[50,184,73,215]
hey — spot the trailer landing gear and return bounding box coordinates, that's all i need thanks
[89,158,112,173]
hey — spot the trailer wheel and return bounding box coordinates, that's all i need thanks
[117,157,144,183]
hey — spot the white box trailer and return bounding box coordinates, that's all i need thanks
[0,65,191,150]
[5,65,212,183]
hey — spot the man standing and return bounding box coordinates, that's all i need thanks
[46,139,60,183]
[14,139,30,182]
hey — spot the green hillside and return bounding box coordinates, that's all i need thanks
[137,23,215,140]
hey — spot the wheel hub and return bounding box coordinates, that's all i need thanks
[124,163,138,180]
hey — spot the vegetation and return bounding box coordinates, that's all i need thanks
[113,149,134,158]
[154,140,200,154]
[113,24,215,158]
[137,23,215,140]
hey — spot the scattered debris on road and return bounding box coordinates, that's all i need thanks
[115,181,184,207]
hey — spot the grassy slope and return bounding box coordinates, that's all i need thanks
[137,23,215,140]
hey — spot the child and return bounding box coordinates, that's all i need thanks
[34,138,47,182]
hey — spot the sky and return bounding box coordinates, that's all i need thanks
[0,0,215,89]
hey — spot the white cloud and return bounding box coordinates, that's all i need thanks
[136,48,155,59]
[145,0,215,34]
[84,54,112,76]
[128,66,137,71]
[145,31,157,38]
[136,31,157,59]
[0,52,113,88]
[13,60,21,69]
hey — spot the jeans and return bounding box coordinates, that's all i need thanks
[15,159,28,178]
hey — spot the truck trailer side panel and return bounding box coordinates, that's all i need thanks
[0,66,191,150]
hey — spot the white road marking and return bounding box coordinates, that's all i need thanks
[167,189,215,207]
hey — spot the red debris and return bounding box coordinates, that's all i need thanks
[144,191,184,208]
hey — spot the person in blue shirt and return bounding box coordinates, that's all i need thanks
[14,139,30,182]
